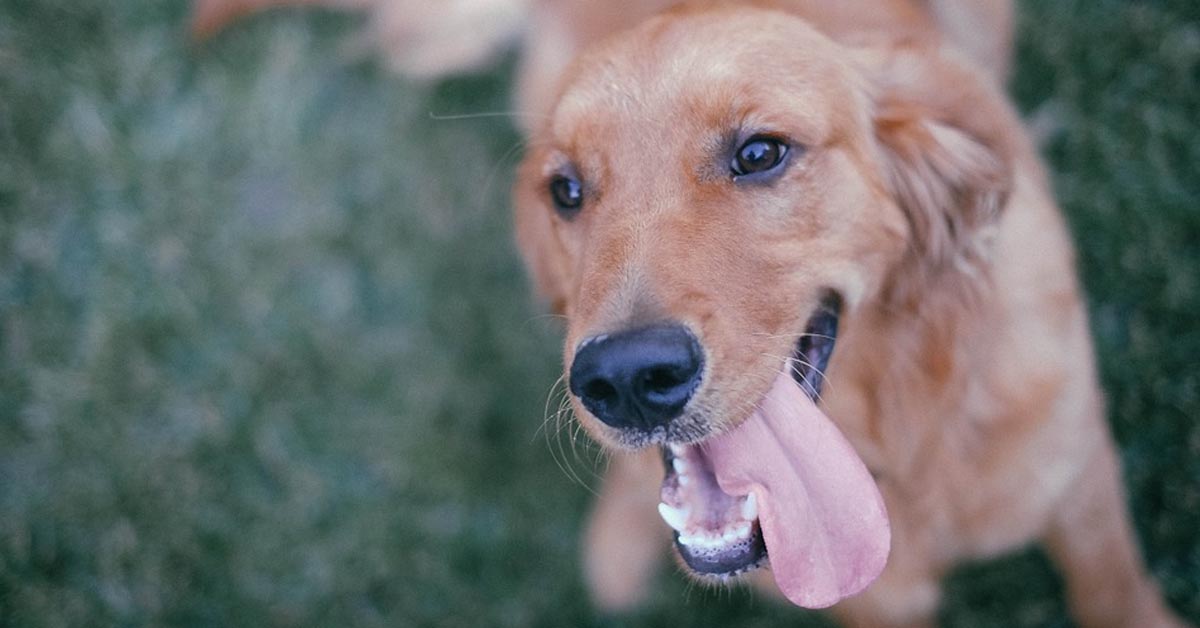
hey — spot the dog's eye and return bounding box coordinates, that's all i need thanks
[731,136,789,179]
[549,174,583,215]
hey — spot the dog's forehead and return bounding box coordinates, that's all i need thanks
[549,8,851,148]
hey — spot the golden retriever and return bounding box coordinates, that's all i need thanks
[194,1,1191,625]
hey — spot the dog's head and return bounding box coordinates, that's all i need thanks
[514,4,1014,607]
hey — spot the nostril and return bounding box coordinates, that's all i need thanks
[642,366,688,394]
[637,360,700,409]
[582,378,619,405]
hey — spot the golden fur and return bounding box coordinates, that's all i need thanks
[511,2,1189,626]
[193,0,1189,625]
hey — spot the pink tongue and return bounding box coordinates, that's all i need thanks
[703,370,890,608]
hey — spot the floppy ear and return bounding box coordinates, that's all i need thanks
[866,46,1016,280]
[513,152,571,315]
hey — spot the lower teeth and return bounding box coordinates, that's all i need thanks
[677,522,753,548]
[660,446,761,551]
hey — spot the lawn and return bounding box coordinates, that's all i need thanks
[1,0,1197,626]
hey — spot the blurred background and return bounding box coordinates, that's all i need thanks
[1,0,1197,626]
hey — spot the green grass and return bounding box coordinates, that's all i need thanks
[1,0,1197,626]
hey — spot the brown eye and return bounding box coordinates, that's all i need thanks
[549,174,583,215]
[731,136,789,178]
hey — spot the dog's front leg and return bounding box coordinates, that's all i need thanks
[582,448,669,612]
[1043,436,1192,628]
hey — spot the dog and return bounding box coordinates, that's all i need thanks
[193,1,1191,625]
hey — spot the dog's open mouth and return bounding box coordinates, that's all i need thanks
[656,296,891,608]
[660,443,768,577]
[658,299,840,577]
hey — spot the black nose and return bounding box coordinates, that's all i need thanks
[569,324,704,431]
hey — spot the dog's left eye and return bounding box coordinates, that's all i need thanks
[731,136,789,179]
[549,174,584,216]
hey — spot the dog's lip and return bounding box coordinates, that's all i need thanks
[789,293,842,401]
[657,296,843,579]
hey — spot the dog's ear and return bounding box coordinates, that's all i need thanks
[864,46,1017,281]
[513,152,571,315]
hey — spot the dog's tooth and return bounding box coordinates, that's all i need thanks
[722,528,739,543]
[672,458,688,475]
[669,444,685,457]
[741,493,758,520]
[657,503,689,532]
[677,534,695,547]
[677,474,690,487]
[735,522,751,538]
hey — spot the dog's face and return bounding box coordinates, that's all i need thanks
[517,5,1010,449]
[519,9,875,449]
[514,3,1013,599]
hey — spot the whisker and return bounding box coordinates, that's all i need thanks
[522,312,569,329]
[473,137,528,214]
[542,385,582,488]
[568,420,606,485]
[533,374,567,441]
[534,375,600,496]
[537,377,568,439]
[759,350,833,405]
[554,393,599,495]
[750,330,837,342]
[427,109,550,123]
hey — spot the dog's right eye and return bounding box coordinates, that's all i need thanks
[731,135,790,181]
[549,174,584,216]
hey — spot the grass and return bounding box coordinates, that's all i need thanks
[0,0,1197,626]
